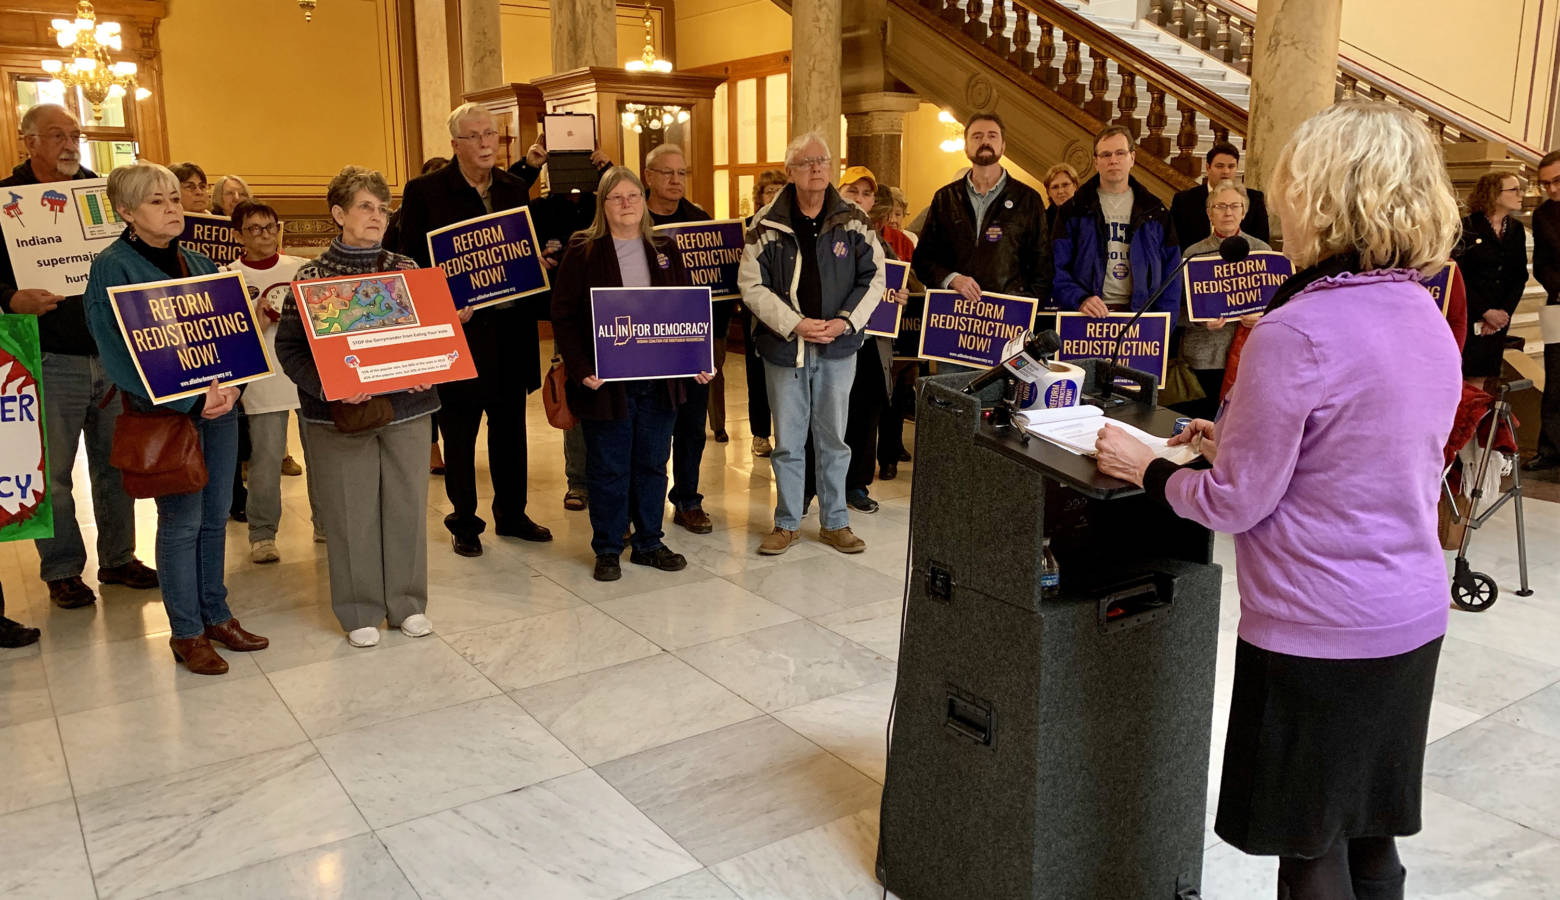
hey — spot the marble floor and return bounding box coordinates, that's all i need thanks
[2,355,1559,899]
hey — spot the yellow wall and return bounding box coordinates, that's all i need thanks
[899,103,1046,221]
[500,1,672,85]
[675,0,792,70]
[159,0,410,200]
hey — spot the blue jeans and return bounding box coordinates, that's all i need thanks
[765,346,854,531]
[582,383,677,557]
[153,410,237,639]
[36,353,138,582]
[668,380,708,511]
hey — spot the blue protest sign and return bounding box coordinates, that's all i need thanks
[917,289,1037,367]
[180,213,244,266]
[1184,250,1293,321]
[654,219,745,300]
[106,271,273,404]
[590,286,714,381]
[427,206,549,311]
[865,260,910,338]
[1054,312,1172,385]
[1420,261,1456,315]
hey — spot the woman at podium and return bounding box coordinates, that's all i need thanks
[1095,102,1463,900]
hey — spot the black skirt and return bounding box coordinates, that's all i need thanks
[1213,636,1442,858]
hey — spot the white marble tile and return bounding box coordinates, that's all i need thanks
[1493,680,1560,741]
[59,675,307,796]
[445,605,661,692]
[1443,591,1560,669]
[30,592,174,654]
[812,598,904,661]
[1434,635,1560,716]
[662,524,832,577]
[529,550,723,604]
[596,578,800,650]
[267,638,498,738]
[515,653,761,765]
[724,556,904,619]
[221,558,333,618]
[1402,789,1560,899]
[78,743,368,900]
[144,834,419,900]
[1198,841,1274,898]
[43,632,262,716]
[0,799,96,900]
[711,808,885,900]
[596,717,883,866]
[0,717,71,816]
[315,695,582,828]
[419,576,585,635]
[0,655,53,727]
[677,620,895,713]
[379,769,700,900]
[1424,718,1560,839]
[236,602,418,674]
[773,679,896,784]
[1426,699,1484,743]
[623,869,739,900]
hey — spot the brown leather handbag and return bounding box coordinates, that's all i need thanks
[109,391,208,498]
[328,396,394,434]
[542,355,578,430]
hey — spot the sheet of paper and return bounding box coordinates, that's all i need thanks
[1023,408,1199,465]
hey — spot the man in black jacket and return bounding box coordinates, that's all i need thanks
[1170,141,1270,251]
[0,103,157,613]
[911,113,1052,320]
[1526,151,1560,470]
[397,102,551,556]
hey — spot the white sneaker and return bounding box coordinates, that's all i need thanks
[347,626,380,647]
[249,539,280,564]
[398,614,433,638]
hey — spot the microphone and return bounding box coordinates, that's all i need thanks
[963,329,1063,397]
[1097,235,1250,404]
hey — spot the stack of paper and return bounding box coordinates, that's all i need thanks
[1017,406,1199,465]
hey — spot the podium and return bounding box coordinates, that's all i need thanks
[876,368,1221,900]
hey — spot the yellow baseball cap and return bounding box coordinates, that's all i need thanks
[839,166,877,192]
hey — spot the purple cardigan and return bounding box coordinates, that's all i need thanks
[1164,269,1461,659]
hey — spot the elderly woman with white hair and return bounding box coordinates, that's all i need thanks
[1096,102,1463,900]
[83,162,269,676]
[210,174,252,216]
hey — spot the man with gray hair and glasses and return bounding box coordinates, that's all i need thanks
[0,103,158,614]
[739,132,884,556]
[397,101,552,557]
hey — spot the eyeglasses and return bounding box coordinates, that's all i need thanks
[1095,148,1132,160]
[454,129,500,143]
[648,167,688,179]
[242,223,281,236]
[1209,202,1245,212]
[29,129,83,144]
[605,193,644,206]
[351,201,390,217]
[791,156,830,170]
[1501,186,1523,193]
[181,181,208,192]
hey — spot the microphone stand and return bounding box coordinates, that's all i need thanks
[1091,252,1201,407]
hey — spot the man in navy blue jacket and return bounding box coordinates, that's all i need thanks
[1051,126,1181,326]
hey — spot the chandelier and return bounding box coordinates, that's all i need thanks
[938,110,963,153]
[624,2,671,73]
[621,103,689,136]
[298,1,317,22]
[40,2,148,122]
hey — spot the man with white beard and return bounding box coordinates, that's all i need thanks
[0,103,159,613]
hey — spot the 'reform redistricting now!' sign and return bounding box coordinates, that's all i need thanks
[654,220,745,300]
[0,314,52,543]
[1420,261,1456,316]
[179,213,244,266]
[1,177,121,296]
[106,271,274,404]
[917,289,1037,368]
[1054,311,1173,385]
[427,207,550,311]
[590,286,714,381]
[1183,250,1294,322]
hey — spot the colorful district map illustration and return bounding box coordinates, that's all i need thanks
[300,274,419,337]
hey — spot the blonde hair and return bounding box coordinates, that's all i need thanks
[573,166,656,245]
[1270,101,1460,273]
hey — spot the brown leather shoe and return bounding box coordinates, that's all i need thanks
[204,618,269,652]
[819,526,867,554]
[98,559,159,590]
[47,576,96,609]
[169,635,229,675]
[757,526,798,555]
[673,507,714,534]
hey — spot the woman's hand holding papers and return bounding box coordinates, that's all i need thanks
[1168,418,1219,464]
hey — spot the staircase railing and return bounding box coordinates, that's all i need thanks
[1148,0,1543,172]
[904,0,1247,183]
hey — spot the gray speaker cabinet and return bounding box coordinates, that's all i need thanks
[877,371,1222,900]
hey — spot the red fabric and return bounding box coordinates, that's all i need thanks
[1220,322,1252,401]
[879,226,916,264]
[1445,263,1467,352]
[1443,382,1519,470]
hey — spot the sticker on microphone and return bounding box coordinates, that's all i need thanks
[1184,250,1294,322]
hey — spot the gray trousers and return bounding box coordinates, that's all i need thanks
[246,410,321,542]
[303,416,430,631]
[564,425,587,494]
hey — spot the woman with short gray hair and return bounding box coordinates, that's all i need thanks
[210,174,252,216]
[83,161,269,675]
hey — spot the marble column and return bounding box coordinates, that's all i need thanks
[1245,0,1342,192]
[414,0,454,162]
[460,0,504,94]
[550,0,617,72]
[843,92,920,187]
[792,0,843,154]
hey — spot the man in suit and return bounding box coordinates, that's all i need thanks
[1170,141,1270,251]
[1525,150,1560,469]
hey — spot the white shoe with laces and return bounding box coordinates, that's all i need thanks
[347,626,380,647]
[399,614,433,638]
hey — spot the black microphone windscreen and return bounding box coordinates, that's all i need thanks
[1219,236,1251,262]
[1031,330,1062,356]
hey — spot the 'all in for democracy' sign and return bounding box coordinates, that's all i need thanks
[0,314,51,543]
[107,271,274,404]
[1184,250,1293,322]
[590,286,714,381]
[427,207,549,311]
[1,177,121,296]
[918,289,1037,368]
[1054,311,1173,385]
[654,220,745,300]
[865,260,910,338]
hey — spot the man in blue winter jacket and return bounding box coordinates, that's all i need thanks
[1051,125,1181,325]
